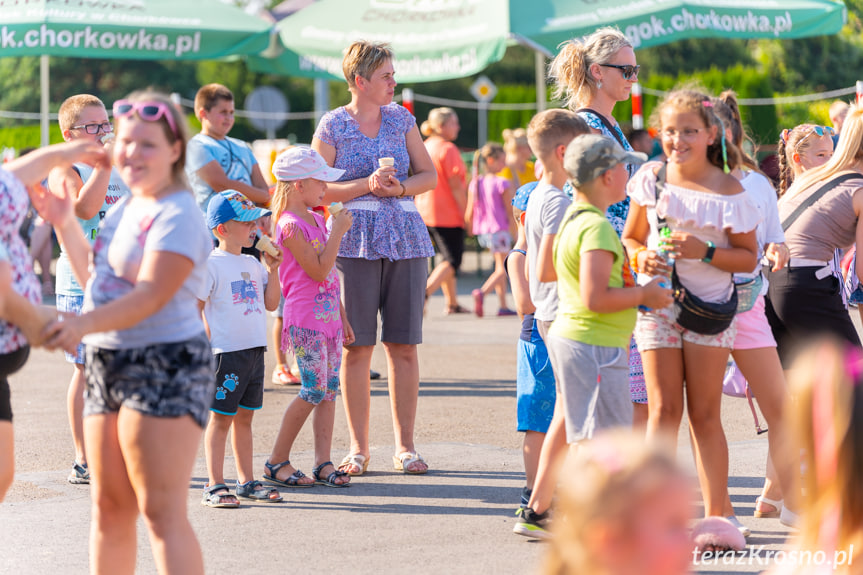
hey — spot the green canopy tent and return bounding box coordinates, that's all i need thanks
[250,0,846,115]
[511,0,848,53]
[0,0,274,146]
[248,0,510,83]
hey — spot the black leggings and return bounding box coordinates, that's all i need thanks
[764,265,860,368]
[0,346,31,422]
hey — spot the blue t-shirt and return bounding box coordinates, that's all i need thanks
[55,163,130,296]
[82,191,212,350]
[185,134,259,214]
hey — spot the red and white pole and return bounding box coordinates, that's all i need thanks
[857,81,863,105]
[402,88,415,116]
[632,82,643,130]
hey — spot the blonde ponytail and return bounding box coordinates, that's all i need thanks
[549,27,632,111]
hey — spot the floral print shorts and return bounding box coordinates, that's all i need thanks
[287,325,342,405]
[634,305,737,352]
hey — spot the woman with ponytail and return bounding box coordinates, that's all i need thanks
[550,26,649,426]
[765,106,863,368]
[416,107,469,314]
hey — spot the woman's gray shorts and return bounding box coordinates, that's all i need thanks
[337,256,427,347]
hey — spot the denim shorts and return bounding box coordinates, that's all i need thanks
[84,333,216,429]
[477,230,512,254]
[56,294,85,364]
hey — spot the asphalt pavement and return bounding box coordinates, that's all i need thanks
[0,253,818,575]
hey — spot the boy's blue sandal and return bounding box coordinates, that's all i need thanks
[202,484,240,508]
[236,479,283,502]
[68,461,90,485]
[262,459,314,488]
[312,461,350,488]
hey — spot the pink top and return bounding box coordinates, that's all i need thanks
[470,174,510,235]
[276,210,342,340]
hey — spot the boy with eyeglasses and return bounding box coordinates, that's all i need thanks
[47,94,130,486]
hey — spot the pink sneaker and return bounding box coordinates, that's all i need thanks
[272,365,300,385]
[472,289,484,318]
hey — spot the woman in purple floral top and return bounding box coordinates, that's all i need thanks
[312,41,437,476]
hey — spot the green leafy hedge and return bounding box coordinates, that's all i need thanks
[0,124,64,151]
[0,114,201,156]
[626,65,778,146]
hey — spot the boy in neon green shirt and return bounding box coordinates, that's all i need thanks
[547,134,671,443]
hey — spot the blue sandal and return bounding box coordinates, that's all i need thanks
[236,479,283,502]
[313,461,350,488]
[262,459,314,488]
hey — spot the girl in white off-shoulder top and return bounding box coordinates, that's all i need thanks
[622,89,760,550]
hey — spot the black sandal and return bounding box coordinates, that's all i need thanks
[262,459,314,488]
[313,461,350,488]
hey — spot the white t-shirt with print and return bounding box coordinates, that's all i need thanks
[199,249,269,354]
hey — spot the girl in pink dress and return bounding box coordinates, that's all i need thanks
[466,142,516,317]
[261,147,356,489]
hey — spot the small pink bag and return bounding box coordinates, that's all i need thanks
[723,360,767,435]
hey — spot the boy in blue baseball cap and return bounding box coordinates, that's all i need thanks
[198,190,284,507]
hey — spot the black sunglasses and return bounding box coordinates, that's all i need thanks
[600,63,640,80]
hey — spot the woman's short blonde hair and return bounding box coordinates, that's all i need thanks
[342,41,393,89]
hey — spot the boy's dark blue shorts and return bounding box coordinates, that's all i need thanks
[211,347,266,416]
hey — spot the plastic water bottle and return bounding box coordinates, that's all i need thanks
[639,229,674,312]
[658,227,675,267]
[638,278,671,313]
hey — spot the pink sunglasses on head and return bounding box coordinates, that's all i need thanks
[113,99,178,137]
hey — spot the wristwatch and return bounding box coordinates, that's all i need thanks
[702,241,716,263]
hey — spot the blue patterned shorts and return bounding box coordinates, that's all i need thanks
[84,333,216,428]
[516,319,556,433]
[56,294,85,364]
